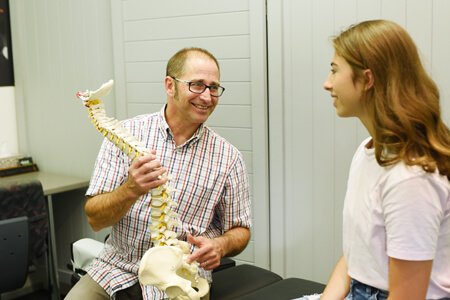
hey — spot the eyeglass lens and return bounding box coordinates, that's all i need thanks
[189,82,224,97]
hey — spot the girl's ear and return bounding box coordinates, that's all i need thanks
[364,69,374,91]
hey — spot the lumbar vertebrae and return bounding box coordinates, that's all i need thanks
[76,80,209,300]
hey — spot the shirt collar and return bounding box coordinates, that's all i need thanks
[158,104,205,147]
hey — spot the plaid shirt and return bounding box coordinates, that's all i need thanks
[85,105,252,299]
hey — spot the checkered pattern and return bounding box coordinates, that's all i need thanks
[86,105,251,299]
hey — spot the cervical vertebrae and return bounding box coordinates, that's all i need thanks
[76,80,209,300]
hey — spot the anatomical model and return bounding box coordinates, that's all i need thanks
[76,80,209,300]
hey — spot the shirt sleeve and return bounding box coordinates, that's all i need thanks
[86,137,130,196]
[383,175,445,261]
[211,152,252,233]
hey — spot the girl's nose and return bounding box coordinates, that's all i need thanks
[323,73,332,91]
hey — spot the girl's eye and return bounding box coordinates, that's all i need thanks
[331,69,336,74]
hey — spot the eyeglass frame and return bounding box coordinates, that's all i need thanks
[170,76,225,97]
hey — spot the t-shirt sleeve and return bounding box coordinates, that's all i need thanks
[383,175,445,261]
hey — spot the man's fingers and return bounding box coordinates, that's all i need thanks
[186,235,218,265]
[187,234,198,244]
[126,153,168,196]
[132,154,156,167]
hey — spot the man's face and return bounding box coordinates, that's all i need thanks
[169,56,220,126]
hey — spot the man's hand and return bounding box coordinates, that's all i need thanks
[185,234,222,271]
[125,151,168,198]
[185,227,250,271]
[85,150,168,231]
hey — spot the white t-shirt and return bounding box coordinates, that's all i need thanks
[343,137,450,299]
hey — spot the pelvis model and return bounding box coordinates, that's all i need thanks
[76,80,209,300]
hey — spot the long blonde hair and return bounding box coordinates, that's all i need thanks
[333,20,450,178]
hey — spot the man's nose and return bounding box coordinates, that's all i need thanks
[199,88,212,100]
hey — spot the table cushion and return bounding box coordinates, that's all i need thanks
[210,264,283,300]
[234,277,326,300]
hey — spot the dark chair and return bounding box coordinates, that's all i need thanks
[213,257,236,273]
[0,179,49,297]
[0,216,29,298]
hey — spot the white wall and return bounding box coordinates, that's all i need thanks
[10,0,115,179]
[0,87,18,156]
[268,0,450,284]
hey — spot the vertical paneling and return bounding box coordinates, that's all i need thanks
[311,0,336,282]
[0,87,18,155]
[382,0,406,26]
[287,0,315,279]
[269,0,450,284]
[248,0,270,268]
[267,0,286,275]
[406,0,432,65]
[357,0,381,21]
[432,0,450,123]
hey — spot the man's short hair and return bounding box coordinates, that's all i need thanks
[166,47,220,79]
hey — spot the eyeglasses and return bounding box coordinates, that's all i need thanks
[171,77,225,97]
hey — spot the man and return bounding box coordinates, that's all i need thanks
[65,47,252,300]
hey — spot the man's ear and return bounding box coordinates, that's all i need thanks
[165,76,175,97]
[364,69,374,91]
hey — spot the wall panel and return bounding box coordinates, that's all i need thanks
[126,36,250,62]
[112,0,268,267]
[122,1,249,20]
[285,0,316,280]
[206,105,252,128]
[432,0,450,122]
[406,0,432,62]
[123,12,249,42]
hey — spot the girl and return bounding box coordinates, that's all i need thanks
[322,20,450,300]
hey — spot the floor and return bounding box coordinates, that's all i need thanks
[13,289,52,300]
[5,283,70,300]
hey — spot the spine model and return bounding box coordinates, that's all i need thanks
[76,80,178,246]
[76,80,208,300]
